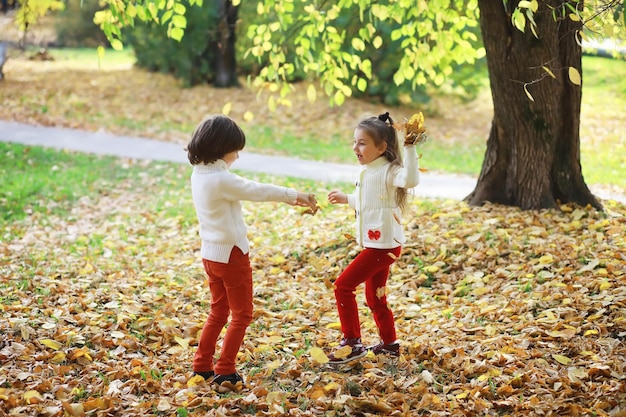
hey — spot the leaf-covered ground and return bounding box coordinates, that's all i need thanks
[1,156,625,416]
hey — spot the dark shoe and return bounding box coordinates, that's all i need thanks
[213,373,245,392]
[369,341,400,357]
[327,337,367,364]
[192,370,214,380]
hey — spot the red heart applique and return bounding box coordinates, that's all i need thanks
[368,230,381,240]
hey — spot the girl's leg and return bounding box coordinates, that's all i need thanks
[193,259,230,373]
[214,247,253,376]
[334,248,398,339]
[364,246,401,344]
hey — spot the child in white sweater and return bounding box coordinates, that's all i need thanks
[186,114,316,389]
[326,111,420,364]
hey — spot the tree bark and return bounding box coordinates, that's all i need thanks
[212,0,240,88]
[468,0,602,210]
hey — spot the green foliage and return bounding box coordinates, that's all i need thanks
[54,0,111,47]
[245,0,486,107]
[123,0,220,86]
[95,0,193,50]
[14,0,64,37]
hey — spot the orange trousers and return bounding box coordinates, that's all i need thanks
[193,247,253,375]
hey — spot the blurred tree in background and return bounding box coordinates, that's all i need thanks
[55,0,110,47]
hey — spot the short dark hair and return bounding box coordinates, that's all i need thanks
[186,115,246,165]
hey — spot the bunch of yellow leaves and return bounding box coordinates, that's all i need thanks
[397,111,428,146]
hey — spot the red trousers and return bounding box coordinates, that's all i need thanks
[193,247,253,375]
[334,246,401,343]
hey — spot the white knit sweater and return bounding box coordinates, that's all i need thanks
[191,160,297,263]
[347,145,420,248]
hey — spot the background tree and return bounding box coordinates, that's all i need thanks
[241,0,624,210]
[11,0,64,48]
[98,0,240,87]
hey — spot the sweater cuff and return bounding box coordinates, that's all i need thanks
[285,188,297,204]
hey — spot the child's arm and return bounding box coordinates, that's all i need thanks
[221,173,316,209]
[392,144,420,189]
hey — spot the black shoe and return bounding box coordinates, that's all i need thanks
[192,370,214,380]
[327,337,367,364]
[213,372,245,391]
[368,341,400,357]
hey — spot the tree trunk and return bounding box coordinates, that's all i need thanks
[212,0,240,88]
[468,0,602,210]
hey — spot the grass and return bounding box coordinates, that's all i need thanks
[20,46,136,70]
[579,56,626,190]
[0,142,156,225]
[0,141,327,227]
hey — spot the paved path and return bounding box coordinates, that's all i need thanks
[1,120,624,203]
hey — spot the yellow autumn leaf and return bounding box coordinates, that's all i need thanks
[333,345,352,359]
[83,398,106,412]
[309,347,329,364]
[538,254,554,264]
[376,286,387,299]
[187,374,206,387]
[472,287,490,296]
[40,339,63,350]
[306,84,317,103]
[325,322,342,330]
[50,352,66,364]
[552,354,572,365]
[243,111,254,121]
[266,359,281,371]
[524,84,535,101]
[542,65,556,79]
[568,67,581,85]
[424,265,439,273]
[546,329,576,339]
[222,102,232,115]
[166,346,184,355]
[308,255,327,271]
[324,381,340,392]
[24,390,43,404]
[174,336,190,349]
[568,367,589,381]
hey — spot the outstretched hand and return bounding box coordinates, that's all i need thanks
[328,190,348,205]
[295,192,319,215]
